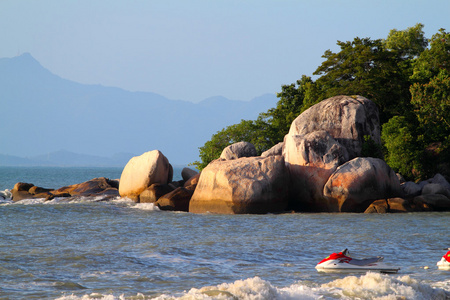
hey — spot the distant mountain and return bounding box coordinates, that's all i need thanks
[0,150,132,167]
[0,53,278,165]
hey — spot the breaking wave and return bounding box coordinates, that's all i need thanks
[56,273,450,300]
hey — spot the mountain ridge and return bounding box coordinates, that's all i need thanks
[0,53,278,165]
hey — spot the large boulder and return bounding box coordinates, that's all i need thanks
[288,95,380,159]
[323,157,403,212]
[220,141,257,160]
[189,156,289,214]
[118,150,172,201]
[283,130,349,211]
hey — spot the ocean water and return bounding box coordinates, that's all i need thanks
[1,167,450,300]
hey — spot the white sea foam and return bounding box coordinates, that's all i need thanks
[131,202,161,211]
[58,274,449,300]
[321,272,449,299]
[0,189,11,200]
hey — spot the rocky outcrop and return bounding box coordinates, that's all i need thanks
[323,157,403,212]
[11,177,119,202]
[220,141,257,160]
[119,150,172,201]
[283,131,349,211]
[288,95,380,159]
[12,182,54,201]
[363,174,450,213]
[189,156,289,214]
[55,177,119,197]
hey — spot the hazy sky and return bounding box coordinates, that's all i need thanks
[1,0,449,103]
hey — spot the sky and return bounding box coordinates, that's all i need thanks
[1,0,449,103]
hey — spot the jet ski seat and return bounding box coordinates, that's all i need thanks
[346,257,384,266]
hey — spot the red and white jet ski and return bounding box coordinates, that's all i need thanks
[437,249,450,270]
[315,249,400,274]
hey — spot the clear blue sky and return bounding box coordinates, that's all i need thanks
[1,0,449,103]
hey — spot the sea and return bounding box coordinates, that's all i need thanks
[0,166,449,300]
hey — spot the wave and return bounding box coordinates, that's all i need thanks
[56,273,450,300]
[0,189,11,201]
[0,195,162,213]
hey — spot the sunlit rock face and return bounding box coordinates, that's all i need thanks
[288,95,380,159]
[220,141,257,160]
[283,131,349,212]
[119,150,172,202]
[282,95,380,211]
[323,157,403,212]
[189,156,289,214]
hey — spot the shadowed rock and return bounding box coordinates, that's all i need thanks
[156,187,193,212]
[139,183,174,203]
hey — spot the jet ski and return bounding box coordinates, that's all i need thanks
[437,249,450,270]
[315,249,400,274]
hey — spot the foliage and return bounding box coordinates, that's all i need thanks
[381,116,424,180]
[411,28,450,83]
[194,24,450,180]
[381,71,450,180]
[361,135,383,159]
[411,70,450,142]
[410,71,450,176]
[192,76,319,170]
[313,37,410,123]
[258,75,320,143]
[384,23,428,60]
[191,119,260,170]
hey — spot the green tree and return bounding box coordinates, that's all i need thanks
[384,23,428,60]
[411,28,450,83]
[192,119,261,170]
[192,76,320,170]
[410,71,450,176]
[381,116,423,180]
[258,75,320,144]
[313,37,410,123]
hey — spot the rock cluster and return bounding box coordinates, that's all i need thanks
[365,173,450,213]
[11,177,119,202]
[10,95,450,214]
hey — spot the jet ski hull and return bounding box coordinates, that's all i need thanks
[315,265,400,274]
[316,249,400,274]
[437,257,450,270]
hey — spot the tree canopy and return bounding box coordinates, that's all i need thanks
[193,24,450,181]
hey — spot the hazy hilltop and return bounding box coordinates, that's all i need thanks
[0,53,278,166]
